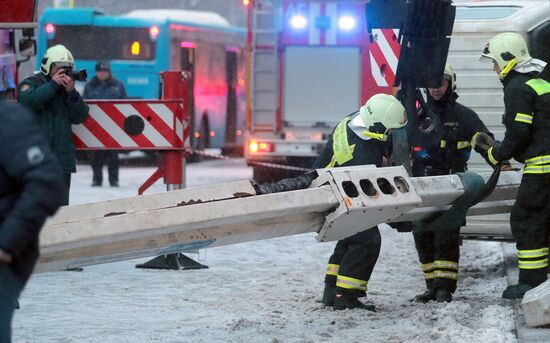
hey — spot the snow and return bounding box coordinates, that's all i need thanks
[124,9,231,29]
[12,159,517,342]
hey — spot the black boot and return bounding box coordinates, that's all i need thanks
[435,288,452,303]
[333,293,376,311]
[321,284,336,306]
[502,282,535,299]
[413,289,436,303]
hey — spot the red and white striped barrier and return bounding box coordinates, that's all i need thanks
[73,100,189,150]
[369,28,401,87]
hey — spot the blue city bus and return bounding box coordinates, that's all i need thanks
[37,7,246,151]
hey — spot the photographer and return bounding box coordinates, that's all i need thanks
[17,44,89,205]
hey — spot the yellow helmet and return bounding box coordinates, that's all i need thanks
[480,32,532,79]
[444,63,456,91]
[358,94,407,140]
[40,44,74,75]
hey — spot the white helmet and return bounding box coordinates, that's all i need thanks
[480,32,532,79]
[359,93,407,140]
[444,63,456,91]
[40,44,74,75]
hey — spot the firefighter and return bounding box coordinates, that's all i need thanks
[478,32,550,299]
[84,61,127,187]
[17,44,89,205]
[316,93,407,311]
[410,64,496,303]
[0,100,65,342]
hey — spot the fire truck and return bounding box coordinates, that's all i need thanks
[244,0,400,182]
[0,0,37,99]
[244,0,550,184]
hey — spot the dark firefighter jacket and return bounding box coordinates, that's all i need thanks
[312,113,389,169]
[489,71,550,174]
[83,76,127,100]
[17,73,89,173]
[409,91,492,176]
[0,101,65,283]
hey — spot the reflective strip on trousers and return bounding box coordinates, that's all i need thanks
[518,248,549,259]
[422,262,434,272]
[326,263,339,276]
[336,275,368,291]
[440,140,447,148]
[514,113,534,124]
[434,260,459,270]
[526,78,550,96]
[424,271,458,280]
[518,259,549,270]
[525,155,550,166]
[326,117,355,168]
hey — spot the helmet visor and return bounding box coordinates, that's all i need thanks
[52,61,74,69]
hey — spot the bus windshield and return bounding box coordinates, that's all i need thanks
[455,6,522,20]
[47,25,157,61]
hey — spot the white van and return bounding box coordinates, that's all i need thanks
[450,1,550,239]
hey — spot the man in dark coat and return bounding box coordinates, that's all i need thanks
[0,100,65,342]
[84,61,127,187]
[17,44,89,205]
[409,64,497,303]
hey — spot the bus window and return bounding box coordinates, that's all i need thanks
[47,25,156,60]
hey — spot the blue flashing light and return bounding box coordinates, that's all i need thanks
[338,16,357,31]
[290,15,307,30]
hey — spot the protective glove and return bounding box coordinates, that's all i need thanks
[472,132,495,151]
[472,132,500,167]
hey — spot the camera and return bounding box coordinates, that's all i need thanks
[62,67,87,82]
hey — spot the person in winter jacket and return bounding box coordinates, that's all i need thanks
[0,100,65,342]
[17,44,89,205]
[84,61,127,187]
[409,64,497,303]
[478,32,550,299]
[317,93,407,311]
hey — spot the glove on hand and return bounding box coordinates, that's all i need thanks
[472,132,495,151]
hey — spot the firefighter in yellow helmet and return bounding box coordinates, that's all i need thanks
[17,44,89,205]
[314,93,407,311]
[477,32,550,299]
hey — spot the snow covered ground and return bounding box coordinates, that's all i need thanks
[12,159,518,342]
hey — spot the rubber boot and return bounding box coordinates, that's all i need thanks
[435,288,452,303]
[333,293,376,311]
[321,283,336,306]
[413,289,436,303]
[502,282,535,300]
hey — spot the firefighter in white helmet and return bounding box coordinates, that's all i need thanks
[408,63,499,303]
[313,93,407,311]
[17,44,89,206]
[477,32,550,299]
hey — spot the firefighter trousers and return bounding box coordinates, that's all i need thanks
[413,227,460,292]
[510,174,550,286]
[324,226,381,297]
